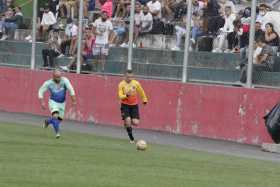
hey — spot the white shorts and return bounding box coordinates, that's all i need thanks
[93,44,109,56]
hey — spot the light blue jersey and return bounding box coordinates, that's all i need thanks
[38,77,75,103]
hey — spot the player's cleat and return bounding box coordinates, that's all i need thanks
[56,134,61,139]
[43,120,49,128]
[130,140,135,144]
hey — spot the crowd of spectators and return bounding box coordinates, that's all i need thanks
[1,0,280,73]
[0,0,24,40]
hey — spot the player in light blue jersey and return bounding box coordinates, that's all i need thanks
[38,69,76,138]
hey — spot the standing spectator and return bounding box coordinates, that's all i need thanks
[264,23,279,54]
[213,6,235,52]
[101,0,113,18]
[147,0,162,19]
[42,30,62,68]
[39,6,57,40]
[204,0,224,34]
[92,11,113,71]
[140,5,153,34]
[0,0,6,13]
[1,6,23,40]
[88,0,95,22]
[60,18,78,56]
[239,7,250,48]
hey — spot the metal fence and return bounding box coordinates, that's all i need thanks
[1,0,280,88]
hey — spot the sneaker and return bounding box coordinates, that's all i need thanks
[60,66,69,72]
[25,35,32,41]
[0,34,8,41]
[130,140,135,144]
[56,134,61,139]
[171,46,180,51]
[43,120,49,128]
[57,54,64,58]
[120,43,128,48]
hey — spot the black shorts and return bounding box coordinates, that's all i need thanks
[121,104,140,120]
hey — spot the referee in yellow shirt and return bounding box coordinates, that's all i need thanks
[118,70,148,143]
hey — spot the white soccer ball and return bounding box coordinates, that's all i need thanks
[136,140,147,151]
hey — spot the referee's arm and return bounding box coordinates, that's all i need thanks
[136,83,148,104]
[118,83,128,100]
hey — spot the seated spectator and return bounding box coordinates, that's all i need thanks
[61,26,95,71]
[255,21,264,40]
[0,6,23,40]
[172,16,187,51]
[39,6,57,40]
[48,0,59,18]
[60,18,78,56]
[112,18,128,46]
[147,0,162,19]
[191,15,206,45]
[42,30,62,68]
[75,0,89,18]
[92,11,113,71]
[139,5,153,34]
[257,3,280,36]
[227,19,242,52]
[240,36,274,83]
[218,0,236,14]
[119,3,144,48]
[114,0,130,18]
[60,0,77,19]
[213,6,235,52]
[264,23,279,54]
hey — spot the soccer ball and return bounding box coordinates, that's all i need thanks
[136,140,147,151]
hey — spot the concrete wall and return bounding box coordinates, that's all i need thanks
[0,67,277,145]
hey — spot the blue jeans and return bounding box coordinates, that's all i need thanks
[4,22,17,35]
[191,26,204,41]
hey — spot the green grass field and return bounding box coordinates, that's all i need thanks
[0,122,279,187]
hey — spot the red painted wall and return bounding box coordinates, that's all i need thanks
[0,67,278,145]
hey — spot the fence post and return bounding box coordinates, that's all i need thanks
[127,0,136,70]
[76,0,84,74]
[246,0,257,88]
[30,0,38,70]
[182,0,193,83]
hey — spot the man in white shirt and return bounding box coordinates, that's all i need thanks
[213,6,236,52]
[140,5,153,34]
[92,11,113,71]
[40,6,57,40]
[147,0,162,19]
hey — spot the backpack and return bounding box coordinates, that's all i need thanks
[264,102,280,143]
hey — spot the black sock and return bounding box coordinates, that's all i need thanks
[126,126,134,141]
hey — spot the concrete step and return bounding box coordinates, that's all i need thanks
[261,143,280,153]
